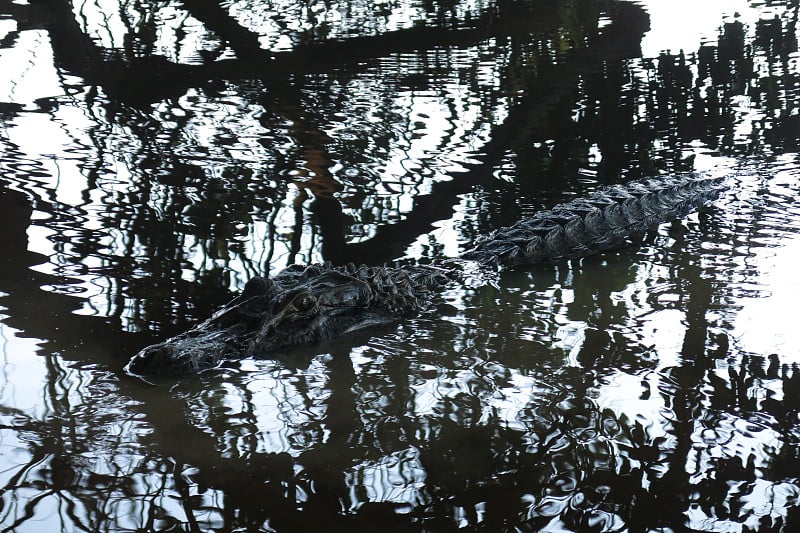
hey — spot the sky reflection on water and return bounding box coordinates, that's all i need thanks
[0,0,799,531]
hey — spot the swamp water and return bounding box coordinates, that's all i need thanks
[0,0,799,530]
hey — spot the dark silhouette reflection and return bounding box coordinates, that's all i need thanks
[1,0,800,530]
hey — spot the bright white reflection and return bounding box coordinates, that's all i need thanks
[72,0,212,63]
[0,30,62,104]
[0,320,50,418]
[638,0,757,56]
[735,235,800,360]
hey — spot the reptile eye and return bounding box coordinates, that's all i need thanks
[290,293,316,313]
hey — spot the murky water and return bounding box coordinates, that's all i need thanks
[1,0,799,531]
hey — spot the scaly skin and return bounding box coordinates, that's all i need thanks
[462,174,726,266]
[126,174,727,378]
[125,262,453,377]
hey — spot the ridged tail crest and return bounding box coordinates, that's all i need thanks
[462,175,727,267]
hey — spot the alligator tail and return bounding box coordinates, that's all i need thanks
[461,174,727,267]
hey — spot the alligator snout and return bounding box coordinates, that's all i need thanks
[125,344,171,377]
[126,336,224,378]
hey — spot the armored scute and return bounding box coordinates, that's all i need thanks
[126,174,727,378]
[126,262,453,377]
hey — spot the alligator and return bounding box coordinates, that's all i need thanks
[126,174,727,378]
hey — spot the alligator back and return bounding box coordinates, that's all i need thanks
[461,174,727,267]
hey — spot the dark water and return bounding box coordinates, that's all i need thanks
[1,0,799,531]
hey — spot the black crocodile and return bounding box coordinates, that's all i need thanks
[126,174,726,378]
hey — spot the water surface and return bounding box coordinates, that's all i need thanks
[0,0,799,530]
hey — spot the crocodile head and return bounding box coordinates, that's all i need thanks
[126,263,445,378]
